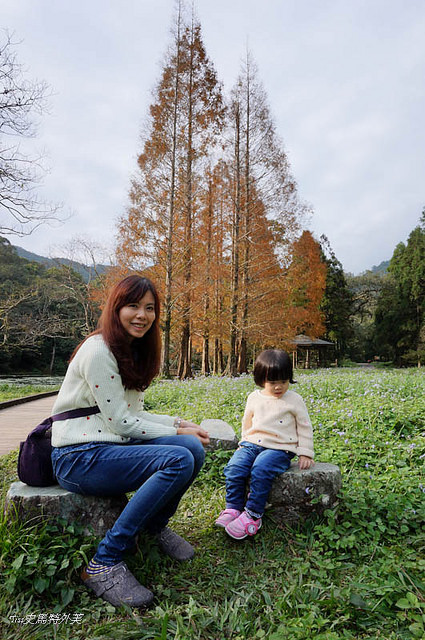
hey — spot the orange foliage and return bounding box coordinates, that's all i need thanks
[280,231,326,342]
[113,15,324,375]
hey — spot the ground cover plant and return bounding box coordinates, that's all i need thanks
[0,368,424,639]
[0,381,61,402]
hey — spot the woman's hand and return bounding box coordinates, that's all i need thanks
[298,455,314,470]
[177,420,210,445]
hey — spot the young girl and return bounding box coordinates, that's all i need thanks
[215,349,314,540]
[51,274,209,608]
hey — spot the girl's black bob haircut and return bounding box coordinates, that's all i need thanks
[253,349,296,387]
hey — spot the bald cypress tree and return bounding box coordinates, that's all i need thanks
[116,5,224,377]
[227,52,304,373]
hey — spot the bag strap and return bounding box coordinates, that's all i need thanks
[50,406,100,422]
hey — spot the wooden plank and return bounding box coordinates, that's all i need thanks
[0,396,57,456]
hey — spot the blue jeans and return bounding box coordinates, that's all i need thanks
[51,435,205,565]
[224,441,295,518]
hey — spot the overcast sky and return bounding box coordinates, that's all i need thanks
[2,0,425,274]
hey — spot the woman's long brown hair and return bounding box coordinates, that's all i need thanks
[71,275,161,390]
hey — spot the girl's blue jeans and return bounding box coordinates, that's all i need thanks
[224,441,295,518]
[51,435,205,565]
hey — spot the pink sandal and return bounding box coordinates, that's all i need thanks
[225,511,262,540]
[215,508,241,528]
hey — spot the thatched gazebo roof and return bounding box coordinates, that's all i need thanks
[290,334,334,347]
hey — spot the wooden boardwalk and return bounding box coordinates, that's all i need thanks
[0,396,57,456]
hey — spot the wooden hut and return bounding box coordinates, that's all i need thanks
[290,334,335,369]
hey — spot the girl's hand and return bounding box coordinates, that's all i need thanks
[177,420,210,445]
[298,455,314,470]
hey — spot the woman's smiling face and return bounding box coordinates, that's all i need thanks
[118,290,156,342]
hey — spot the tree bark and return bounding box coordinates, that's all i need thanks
[201,178,213,375]
[238,59,251,374]
[162,3,182,378]
[178,17,195,379]
[229,103,242,376]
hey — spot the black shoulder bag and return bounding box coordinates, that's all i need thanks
[17,406,100,487]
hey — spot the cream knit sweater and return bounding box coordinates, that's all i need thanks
[241,388,314,458]
[51,335,177,448]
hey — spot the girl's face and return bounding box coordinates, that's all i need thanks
[118,290,156,342]
[262,379,289,399]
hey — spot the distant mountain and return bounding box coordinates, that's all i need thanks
[370,260,389,274]
[14,245,110,283]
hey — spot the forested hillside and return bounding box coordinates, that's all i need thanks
[14,245,109,284]
[0,237,101,374]
[346,212,425,366]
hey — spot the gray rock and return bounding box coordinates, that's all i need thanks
[267,461,342,525]
[5,435,341,535]
[4,427,238,537]
[200,419,238,451]
[199,421,341,524]
[5,481,128,536]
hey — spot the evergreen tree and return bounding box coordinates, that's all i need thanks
[320,235,353,360]
[375,211,425,365]
[347,269,386,361]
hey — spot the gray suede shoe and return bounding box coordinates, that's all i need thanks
[81,562,154,608]
[156,527,195,561]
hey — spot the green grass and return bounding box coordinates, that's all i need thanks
[1,368,424,639]
[0,383,60,402]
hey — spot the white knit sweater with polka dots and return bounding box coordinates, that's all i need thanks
[51,335,177,448]
[241,389,314,458]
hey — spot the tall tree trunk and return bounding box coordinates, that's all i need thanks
[178,18,195,379]
[163,3,182,377]
[229,103,242,376]
[49,338,56,375]
[238,62,251,374]
[201,178,213,375]
[213,337,219,374]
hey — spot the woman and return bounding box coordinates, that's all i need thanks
[51,274,209,608]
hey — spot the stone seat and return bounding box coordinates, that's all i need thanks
[4,418,239,536]
[267,461,342,525]
[205,421,342,525]
[5,419,341,534]
[6,482,127,536]
[200,418,239,451]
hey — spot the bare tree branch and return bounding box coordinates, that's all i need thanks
[0,31,63,236]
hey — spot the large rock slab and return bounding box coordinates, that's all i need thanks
[4,426,238,536]
[200,419,239,451]
[267,461,342,525]
[199,421,342,524]
[5,427,341,534]
[5,481,128,536]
